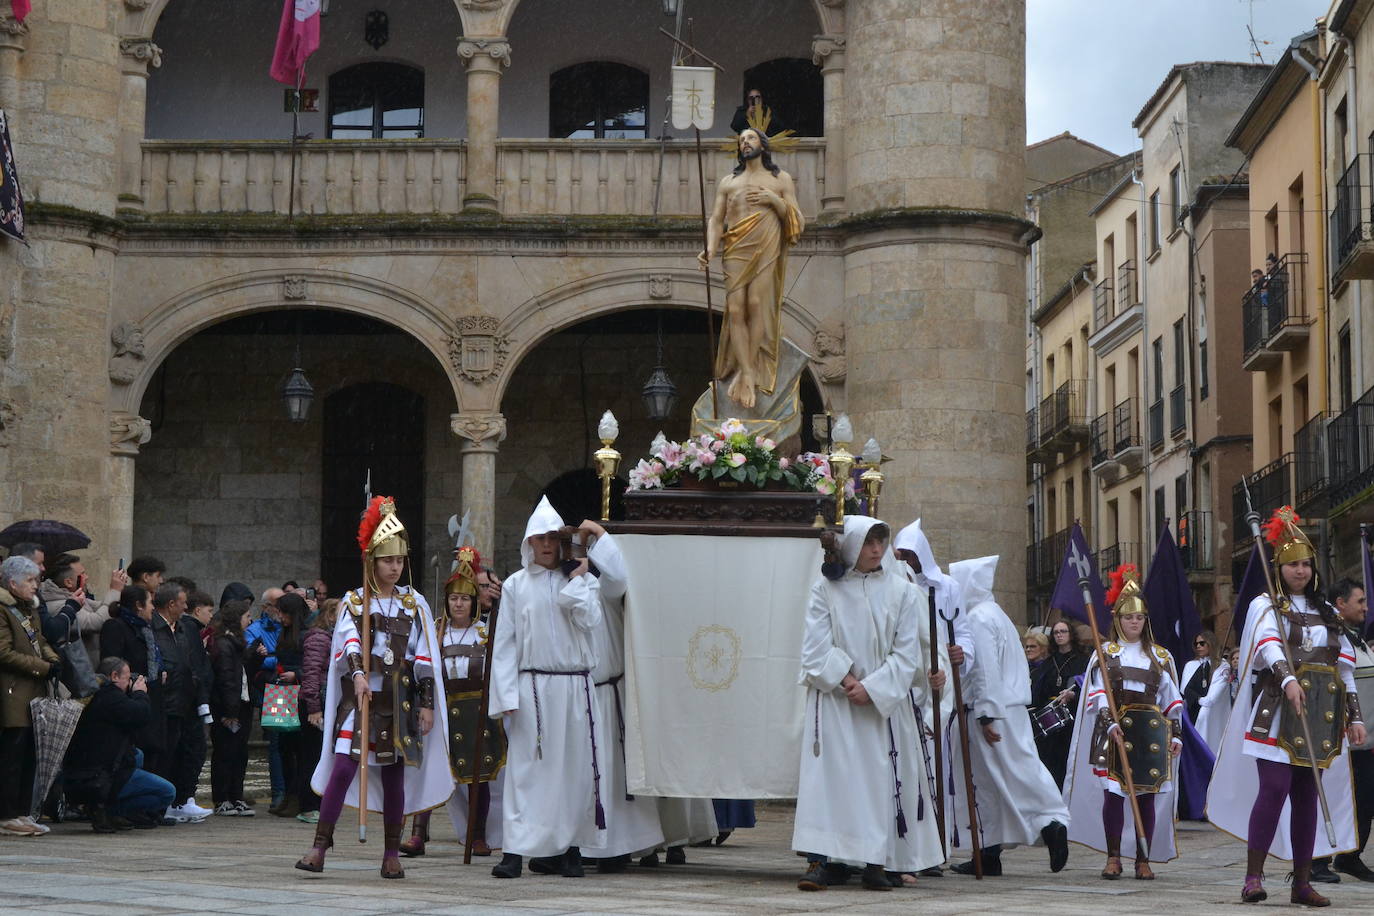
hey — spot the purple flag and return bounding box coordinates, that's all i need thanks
[1142,525,1201,665]
[1048,522,1111,634]
[1361,524,1374,639]
[1228,539,1270,643]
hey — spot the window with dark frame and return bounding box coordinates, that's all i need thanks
[328,62,424,139]
[1199,340,1209,400]
[1149,190,1161,252]
[1338,323,1353,410]
[1169,166,1182,228]
[549,62,649,139]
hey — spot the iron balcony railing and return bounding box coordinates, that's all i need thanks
[1169,384,1187,435]
[1026,406,1040,455]
[1178,509,1213,572]
[1117,259,1136,310]
[1090,412,1110,466]
[1232,452,1296,546]
[1093,279,1115,331]
[1148,398,1164,449]
[1112,397,1141,454]
[1242,252,1311,363]
[1330,156,1365,270]
[1042,379,1090,445]
[1095,541,1140,576]
[1028,526,1072,589]
[1294,411,1330,516]
[1328,383,1374,509]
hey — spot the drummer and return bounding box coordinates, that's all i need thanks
[1062,564,1184,880]
[1031,618,1088,788]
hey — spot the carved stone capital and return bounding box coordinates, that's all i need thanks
[451,412,507,451]
[811,35,846,68]
[119,37,163,69]
[109,322,147,386]
[457,37,511,69]
[123,0,152,9]
[110,412,153,456]
[0,15,30,48]
[282,275,309,300]
[448,314,511,384]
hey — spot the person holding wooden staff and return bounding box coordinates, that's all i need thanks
[1062,564,1183,881]
[295,496,450,878]
[1206,507,1366,907]
[398,546,506,858]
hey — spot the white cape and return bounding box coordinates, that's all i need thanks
[309,585,453,817]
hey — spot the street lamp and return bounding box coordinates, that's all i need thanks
[641,313,678,421]
[281,344,314,423]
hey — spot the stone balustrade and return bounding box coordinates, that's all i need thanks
[137,137,826,218]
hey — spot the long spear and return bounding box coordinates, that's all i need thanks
[941,604,981,878]
[928,587,946,851]
[358,473,372,843]
[1240,479,1337,846]
[1077,577,1149,861]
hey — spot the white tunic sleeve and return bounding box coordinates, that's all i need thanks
[1248,595,1297,689]
[488,584,520,716]
[800,579,853,693]
[859,582,921,720]
[408,591,435,682]
[557,572,602,632]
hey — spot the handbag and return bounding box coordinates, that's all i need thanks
[260,681,301,731]
[56,619,98,699]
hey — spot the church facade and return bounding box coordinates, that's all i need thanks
[0,0,1033,611]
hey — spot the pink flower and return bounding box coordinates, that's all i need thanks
[815,478,836,496]
[659,442,685,468]
[755,435,776,450]
[710,438,726,453]
[778,456,791,470]
[699,450,716,466]
[721,418,746,437]
[728,452,747,467]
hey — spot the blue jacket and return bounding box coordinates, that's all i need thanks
[243,615,282,672]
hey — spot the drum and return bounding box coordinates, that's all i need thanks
[1032,698,1073,739]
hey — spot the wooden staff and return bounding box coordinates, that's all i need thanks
[695,127,719,420]
[941,606,981,879]
[1077,578,1149,860]
[463,600,498,865]
[927,586,946,851]
[357,573,372,843]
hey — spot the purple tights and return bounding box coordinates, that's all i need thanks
[317,753,406,841]
[1102,791,1156,855]
[1247,758,1317,863]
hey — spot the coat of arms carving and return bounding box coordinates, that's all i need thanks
[448,315,510,384]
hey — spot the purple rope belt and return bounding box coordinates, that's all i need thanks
[522,667,606,829]
[596,673,633,801]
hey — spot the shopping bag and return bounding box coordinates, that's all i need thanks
[261,682,300,731]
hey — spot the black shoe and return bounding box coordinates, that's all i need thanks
[861,863,892,891]
[639,852,660,868]
[1334,853,1374,882]
[920,865,944,877]
[597,854,631,874]
[529,854,563,875]
[821,863,851,886]
[714,830,732,846]
[110,816,134,832]
[1043,821,1069,873]
[665,846,686,865]
[562,847,584,878]
[797,861,826,891]
[491,853,523,878]
[1309,860,1341,884]
[951,852,1002,877]
[91,807,118,834]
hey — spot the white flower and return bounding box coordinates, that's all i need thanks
[720,418,746,437]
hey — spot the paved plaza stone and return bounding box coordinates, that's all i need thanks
[4,800,1374,914]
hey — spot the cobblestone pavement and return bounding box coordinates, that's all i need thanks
[5,795,1374,915]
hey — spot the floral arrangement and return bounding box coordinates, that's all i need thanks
[626,418,854,498]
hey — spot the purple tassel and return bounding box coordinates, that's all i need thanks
[917,791,925,821]
[595,800,607,830]
[896,808,908,838]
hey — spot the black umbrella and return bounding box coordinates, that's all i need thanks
[0,520,91,556]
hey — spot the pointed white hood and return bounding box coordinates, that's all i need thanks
[894,518,949,585]
[520,495,567,568]
[948,555,999,612]
[838,515,897,573]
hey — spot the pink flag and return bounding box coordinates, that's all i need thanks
[11,0,31,23]
[269,0,321,86]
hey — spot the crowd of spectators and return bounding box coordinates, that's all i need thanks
[0,539,334,836]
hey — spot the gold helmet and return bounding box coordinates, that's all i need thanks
[445,546,481,598]
[1105,563,1154,644]
[1262,505,1315,568]
[357,496,409,591]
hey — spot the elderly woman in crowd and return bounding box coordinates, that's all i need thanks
[1023,629,1050,671]
[0,555,62,837]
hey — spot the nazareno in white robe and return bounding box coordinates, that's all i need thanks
[791,516,943,872]
[579,531,665,858]
[1206,593,1358,861]
[309,584,453,817]
[943,555,1069,852]
[1062,640,1183,861]
[1193,659,1235,754]
[487,496,606,858]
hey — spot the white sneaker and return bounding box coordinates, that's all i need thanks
[213,801,240,816]
[164,805,195,824]
[233,801,255,817]
[18,816,49,835]
[181,798,214,817]
[0,817,41,836]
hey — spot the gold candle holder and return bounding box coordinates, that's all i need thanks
[594,410,621,522]
[829,414,855,526]
[859,437,884,518]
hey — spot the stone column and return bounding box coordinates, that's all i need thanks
[841,0,1033,617]
[812,35,846,215]
[109,413,153,573]
[116,38,162,212]
[450,412,507,560]
[458,38,510,212]
[0,15,28,112]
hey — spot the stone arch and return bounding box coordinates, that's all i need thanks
[490,0,838,41]
[126,0,472,41]
[112,267,463,416]
[492,266,823,407]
